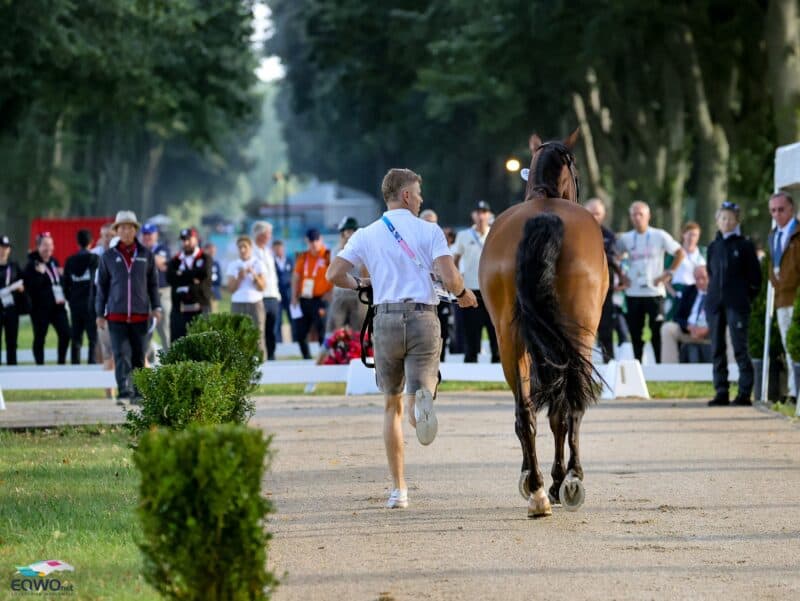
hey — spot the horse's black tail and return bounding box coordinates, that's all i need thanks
[515,213,597,416]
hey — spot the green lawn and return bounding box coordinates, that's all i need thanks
[0,426,158,600]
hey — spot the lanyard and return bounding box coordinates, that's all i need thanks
[43,260,59,285]
[632,231,650,253]
[3,264,11,287]
[469,228,485,248]
[382,216,427,272]
[302,251,324,278]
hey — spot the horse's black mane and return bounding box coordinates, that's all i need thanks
[527,142,578,201]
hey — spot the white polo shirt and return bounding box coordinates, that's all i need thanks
[338,209,451,305]
[252,243,281,300]
[615,227,681,297]
[453,226,489,290]
[226,258,266,303]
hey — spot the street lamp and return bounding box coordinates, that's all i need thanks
[505,158,521,172]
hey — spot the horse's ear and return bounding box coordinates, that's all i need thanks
[529,133,542,154]
[563,127,580,150]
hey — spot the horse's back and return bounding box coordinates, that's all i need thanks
[480,198,608,333]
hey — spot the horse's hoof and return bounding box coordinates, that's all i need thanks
[559,472,585,512]
[518,470,531,501]
[548,489,561,506]
[527,487,552,518]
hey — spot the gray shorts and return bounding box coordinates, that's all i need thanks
[373,303,441,395]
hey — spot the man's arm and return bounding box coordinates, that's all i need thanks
[326,257,366,291]
[434,255,477,308]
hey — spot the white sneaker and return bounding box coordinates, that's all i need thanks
[414,389,438,445]
[386,488,408,509]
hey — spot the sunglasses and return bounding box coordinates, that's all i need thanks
[720,201,739,212]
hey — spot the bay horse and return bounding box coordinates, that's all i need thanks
[479,129,608,518]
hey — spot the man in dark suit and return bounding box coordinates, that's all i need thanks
[660,265,711,363]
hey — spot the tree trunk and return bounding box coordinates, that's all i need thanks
[766,0,800,144]
[572,92,611,208]
[680,27,729,235]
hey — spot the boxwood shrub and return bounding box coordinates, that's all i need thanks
[160,330,257,424]
[186,312,263,366]
[127,361,240,438]
[134,424,276,600]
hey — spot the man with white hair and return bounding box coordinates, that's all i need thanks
[615,201,685,363]
[251,221,281,360]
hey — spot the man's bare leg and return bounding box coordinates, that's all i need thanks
[384,393,406,490]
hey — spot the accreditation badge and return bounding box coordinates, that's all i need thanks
[52,284,66,304]
[0,291,14,308]
[301,277,315,299]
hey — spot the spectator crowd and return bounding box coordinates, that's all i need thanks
[0,191,795,409]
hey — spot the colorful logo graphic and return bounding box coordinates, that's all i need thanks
[15,560,75,578]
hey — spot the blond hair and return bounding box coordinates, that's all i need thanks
[381,168,422,203]
[236,235,253,247]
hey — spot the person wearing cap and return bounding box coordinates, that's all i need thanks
[292,228,333,359]
[767,192,800,405]
[23,232,70,365]
[272,239,294,342]
[226,236,267,358]
[0,235,27,365]
[63,229,99,364]
[251,221,282,360]
[325,216,368,335]
[706,201,761,406]
[140,222,172,351]
[615,201,685,363]
[167,227,212,341]
[452,200,500,363]
[327,168,477,510]
[95,211,162,403]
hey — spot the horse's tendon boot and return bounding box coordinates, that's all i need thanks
[528,487,553,518]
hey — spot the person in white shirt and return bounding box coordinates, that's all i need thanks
[453,200,499,363]
[327,168,477,510]
[615,201,685,363]
[226,236,267,359]
[251,221,282,361]
[665,221,706,320]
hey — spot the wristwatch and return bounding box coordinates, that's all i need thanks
[456,288,467,298]
[352,275,363,290]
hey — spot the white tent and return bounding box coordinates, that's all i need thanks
[762,141,800,409]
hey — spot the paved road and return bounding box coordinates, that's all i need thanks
[4,393,798,599]
[254,392,800,601]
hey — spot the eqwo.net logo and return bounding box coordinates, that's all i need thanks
[11,560,75,594]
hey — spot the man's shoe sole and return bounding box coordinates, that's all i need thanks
[414,389,438,445]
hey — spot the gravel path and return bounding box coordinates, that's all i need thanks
[255,392,800,601]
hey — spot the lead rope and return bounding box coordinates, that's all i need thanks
[358,286,375,368]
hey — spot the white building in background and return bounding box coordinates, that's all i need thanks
[255,179,382,250]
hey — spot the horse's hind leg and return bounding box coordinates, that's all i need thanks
[548,412,568,504]
[514,356,551,518]
[567,411,584,481]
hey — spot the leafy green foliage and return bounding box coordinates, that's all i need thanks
[134,425,277,600]
[748,254,785,359]
[187,312,264,365]
[127,361,240,438]
[0,0,261,239]
[785,291,800,362]
[160,329,259,423]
